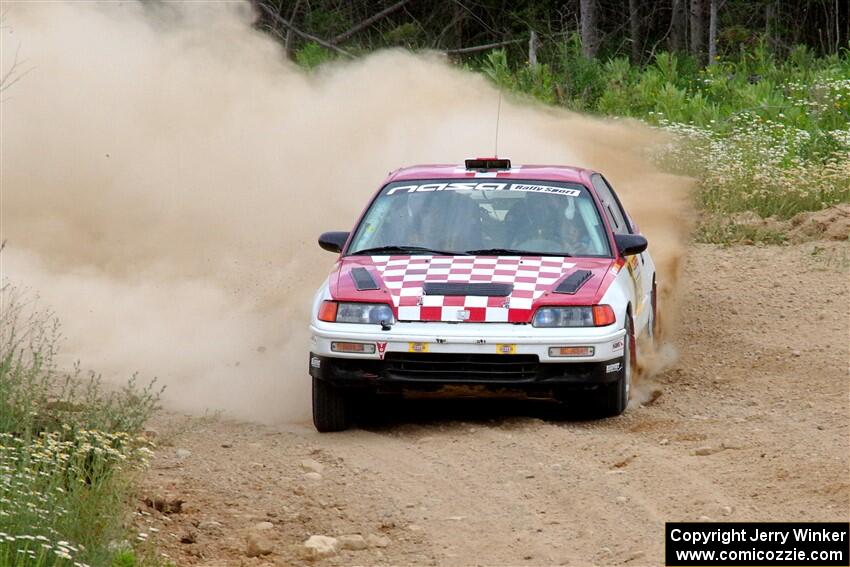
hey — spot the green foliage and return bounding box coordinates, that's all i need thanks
[301,8,349,39]
[551,34,607,110]
[695,217,788,245]
[382,22,422,47]
[0,287,162,437]
[479,50,558,105]
[112,550,138,567]
[295,42,336,69]
[479,49,512,88]
[468,42,850,231]
[0,284,162,567]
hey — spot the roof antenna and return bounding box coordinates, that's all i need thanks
[494,90,502,158]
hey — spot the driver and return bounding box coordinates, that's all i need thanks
[563,219,593,255]
[508,193,593,255]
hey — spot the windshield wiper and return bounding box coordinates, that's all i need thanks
[350,245,468,256]
[464,248,572,257]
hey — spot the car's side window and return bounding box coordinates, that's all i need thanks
[590,174,632,235]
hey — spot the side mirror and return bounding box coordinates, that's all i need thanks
[614,234,648,257]
[318,231,349,253]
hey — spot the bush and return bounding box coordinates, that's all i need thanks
[294,42,336,68]
[659,115,849,219]
[0,283,163,567]
[0,286,161,437]
[466,43,850,230]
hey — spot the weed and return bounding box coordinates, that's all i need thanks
[0,283,163,567]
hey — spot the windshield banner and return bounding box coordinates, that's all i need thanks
[386,182,581,197]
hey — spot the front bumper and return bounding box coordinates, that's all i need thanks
[310,352,626,392]
[309,320,627,392]
[310,320,626,361]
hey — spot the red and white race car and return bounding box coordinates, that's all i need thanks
[309,158,656,432]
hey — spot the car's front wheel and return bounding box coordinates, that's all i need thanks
[648,275,658,342]
[312,377,350,432]
[584,313,634,417]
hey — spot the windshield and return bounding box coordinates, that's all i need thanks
[347,179,611,257]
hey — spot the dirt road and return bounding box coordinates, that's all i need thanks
[136,242,850,567]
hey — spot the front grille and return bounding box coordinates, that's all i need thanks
[422,282,513,296]
[383,352,539,382]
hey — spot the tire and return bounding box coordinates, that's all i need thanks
[586,313,634,417]
[312,377,350,432]
[648,276,658,342]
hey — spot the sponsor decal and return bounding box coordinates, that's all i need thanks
[509,184,581,196]
[386,182,579,197]
[626,255,642,279]
[496,344,517,355]
[376,342,388,360]
[606,362,622,373]
[612,339,625,350]
[408,342,429,353]
[387,182,504,195]
[310,356,321,369]
[625,255,643,313]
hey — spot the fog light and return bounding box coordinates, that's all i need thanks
[549,346,595,357]
[331,341,376,354]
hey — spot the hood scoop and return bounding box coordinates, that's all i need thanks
[350,267,380,291]
[422,282,513,297]
[554,269,593,294]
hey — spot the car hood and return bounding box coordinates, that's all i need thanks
[330,255,615,323]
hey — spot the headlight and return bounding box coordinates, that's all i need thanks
[318,301,396,325]
[532,305,615,327]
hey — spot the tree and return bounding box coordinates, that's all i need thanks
[708,0,719,64]
[528,29,539,69]
[629,0,643,63]
[283,0,301,59]
[0,19,30,95]
[580,0,600,58]
[670,0,688,52]
[838,0,849,51]
[765,0,779,54]
[331,0,412,45]
[690,0,707,65]
[251,0,848,65]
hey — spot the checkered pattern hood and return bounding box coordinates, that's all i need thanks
[332,255,611,323]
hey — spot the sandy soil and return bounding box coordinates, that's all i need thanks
[135,241,850,567]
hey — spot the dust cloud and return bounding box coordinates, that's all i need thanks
[1,1,692,422]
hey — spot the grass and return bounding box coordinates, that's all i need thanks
[0,283,167,567]
[694,217,788,246]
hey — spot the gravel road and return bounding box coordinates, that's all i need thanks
[136,241,850,567]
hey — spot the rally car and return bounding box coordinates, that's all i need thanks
[309,158,656,432]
